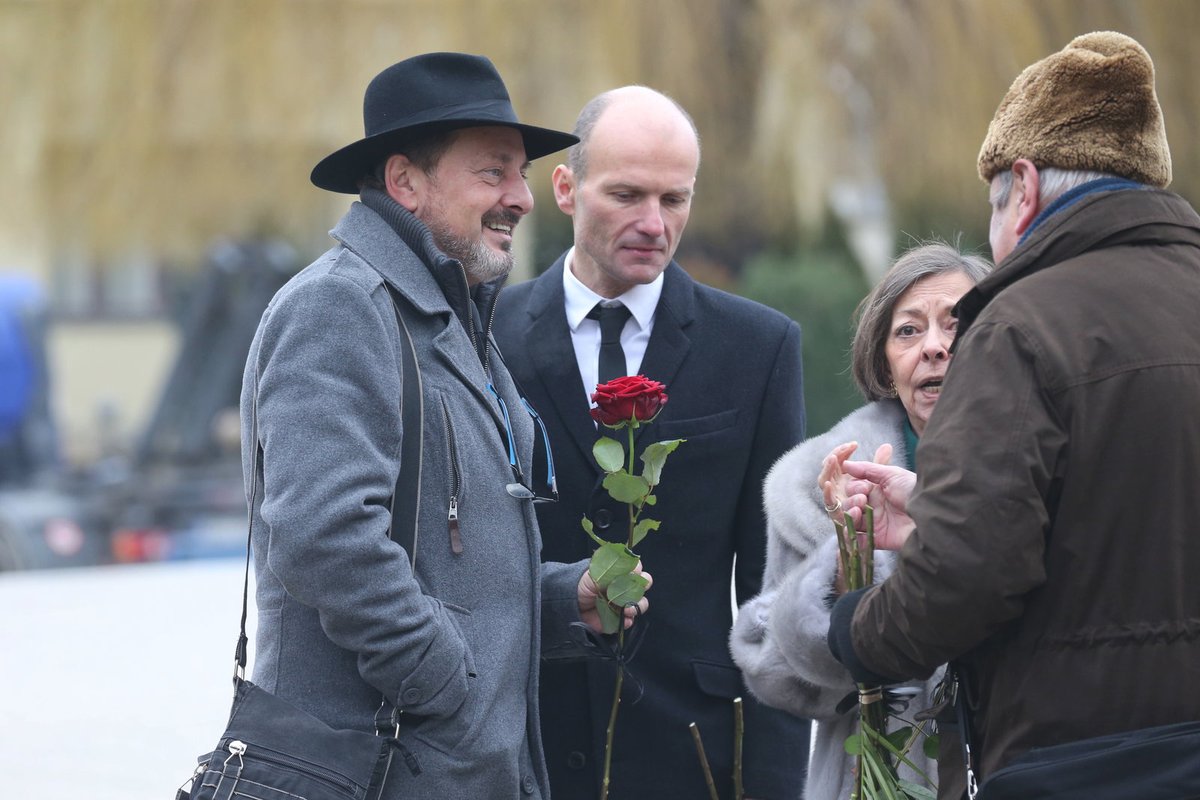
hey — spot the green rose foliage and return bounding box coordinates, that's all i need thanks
[583,377,686,634]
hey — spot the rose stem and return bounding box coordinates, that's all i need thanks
[689,722,720,800]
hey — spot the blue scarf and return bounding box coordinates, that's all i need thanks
[902,417,919,473]
[1020,177,1147,245]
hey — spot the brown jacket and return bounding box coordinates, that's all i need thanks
[851,186,1200,797]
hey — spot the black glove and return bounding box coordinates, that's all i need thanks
[827,587,895,687]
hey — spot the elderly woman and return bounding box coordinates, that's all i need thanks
[730,242,991,799]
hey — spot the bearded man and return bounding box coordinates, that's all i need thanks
[239,52,647,799]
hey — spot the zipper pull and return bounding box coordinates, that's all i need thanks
[448,497,463,554]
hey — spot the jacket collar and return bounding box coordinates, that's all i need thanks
[955,188,1200,340]
[351,187,505,364]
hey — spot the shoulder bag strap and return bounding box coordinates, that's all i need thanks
[951,661,981,799]
[233,281,424,683]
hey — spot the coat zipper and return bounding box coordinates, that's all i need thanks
[481,287,498,376]
[440,396,464,555]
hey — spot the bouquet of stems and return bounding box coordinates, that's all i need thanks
[833,505,938,800]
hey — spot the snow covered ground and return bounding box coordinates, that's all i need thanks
[0,558,255,800]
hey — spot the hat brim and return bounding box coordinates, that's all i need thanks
[311,120,579,194]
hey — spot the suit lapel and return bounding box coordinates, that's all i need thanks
[524,259,606,475]
[636,262,695,444]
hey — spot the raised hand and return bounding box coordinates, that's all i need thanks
[841,458,916,551]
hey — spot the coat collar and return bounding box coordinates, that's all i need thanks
[638,261,696,396]
[955,187,1200,340]
[523,254,601,468]
[340,189,506,366]
[330,199,451,316]
[330,198,513,434]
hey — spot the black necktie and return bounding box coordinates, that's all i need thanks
[587,302,632,385]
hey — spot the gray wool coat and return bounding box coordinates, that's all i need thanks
[730,400,941,800]
[239,199,586,800]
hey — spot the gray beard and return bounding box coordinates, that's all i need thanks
[428,223,513,284]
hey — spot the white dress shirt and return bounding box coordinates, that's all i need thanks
[562,247,663,403]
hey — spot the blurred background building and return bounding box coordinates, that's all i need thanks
[1,0,1197,566]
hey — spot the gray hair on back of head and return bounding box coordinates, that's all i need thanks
[988,166,1117,212]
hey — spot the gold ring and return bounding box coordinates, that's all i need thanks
[824,498,843,514]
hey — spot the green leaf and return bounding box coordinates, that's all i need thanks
[866,721,937,785]
[898,780,937,800]
[640,439,685,486]
[887,727,913,753]
[606,571,649,608]
[843,733,864,755]
[631,518,660,547]
[643,494,657,506]
[922,733,940,759]
[581,515,605,547]
[603,472,650,504]
[588,541,638,589]
[592,437,625,474]
[595,597,621,634]
[861,749,901,800]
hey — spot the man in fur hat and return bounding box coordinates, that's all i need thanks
[238,53,648,799]
[826,31,1200,799]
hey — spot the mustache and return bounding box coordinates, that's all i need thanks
[483,210,521,229]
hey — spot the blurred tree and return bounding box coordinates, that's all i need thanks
[3,0,1197,303]
[737,245,868,436]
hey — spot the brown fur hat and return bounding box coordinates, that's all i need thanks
[977,31,1171,187]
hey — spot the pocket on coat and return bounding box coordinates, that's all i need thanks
[654,408,739,442]
[691,658,746,699]
[408,601,480,756]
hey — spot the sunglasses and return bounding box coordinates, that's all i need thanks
[487,382,558,504]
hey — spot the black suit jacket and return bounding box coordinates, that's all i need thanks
[493,256,810,799]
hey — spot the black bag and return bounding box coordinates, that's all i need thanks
[976,719,1200,800]
[179,680,399,800]
[178,286,423,800]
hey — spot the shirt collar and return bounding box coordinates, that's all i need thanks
[562,247,664,332]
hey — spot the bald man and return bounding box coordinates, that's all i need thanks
[494,86,810,799]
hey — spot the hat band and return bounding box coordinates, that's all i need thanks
[367,97,520,136]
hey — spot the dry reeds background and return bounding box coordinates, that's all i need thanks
[4,0,1197,284]
[2,0,1197,451]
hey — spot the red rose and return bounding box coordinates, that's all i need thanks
[590,375,669,427]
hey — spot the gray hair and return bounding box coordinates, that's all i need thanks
[851,241,993,401]
[989,166,1117,212]
[565,86,700,180]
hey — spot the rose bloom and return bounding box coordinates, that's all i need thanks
[590,375,669,427]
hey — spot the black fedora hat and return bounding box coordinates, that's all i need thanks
[311,52,579,194]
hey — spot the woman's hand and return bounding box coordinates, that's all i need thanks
[841,458,916,551]
[822,442,893,592]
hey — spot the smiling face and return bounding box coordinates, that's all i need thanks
[554,88,699,299]
[401,126,533,285]
[884,270,977,435]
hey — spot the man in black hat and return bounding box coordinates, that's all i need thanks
[239,52,648,799]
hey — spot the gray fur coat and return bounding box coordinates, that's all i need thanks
[730,400,942,800]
